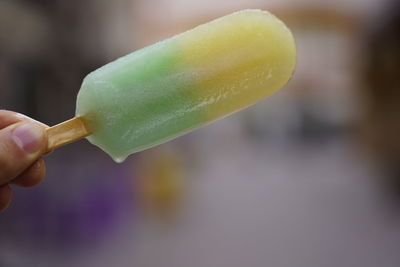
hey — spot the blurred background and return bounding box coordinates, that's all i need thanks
[0,0,400,266]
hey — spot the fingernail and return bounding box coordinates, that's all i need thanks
[12,123,44,153]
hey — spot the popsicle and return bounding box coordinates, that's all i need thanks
[46,9,296,162]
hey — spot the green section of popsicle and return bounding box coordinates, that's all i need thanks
[76,39,205,162]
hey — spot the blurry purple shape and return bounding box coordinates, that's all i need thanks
[0,154,137,251]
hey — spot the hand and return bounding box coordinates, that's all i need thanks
[0,110,48,212]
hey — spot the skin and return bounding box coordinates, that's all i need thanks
[0,110,48,212]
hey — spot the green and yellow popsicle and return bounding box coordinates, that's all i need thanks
[47,9,296,162]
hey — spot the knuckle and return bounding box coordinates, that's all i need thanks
[12,159,46,187]
[0,132,27,183]
[0,142,14,182]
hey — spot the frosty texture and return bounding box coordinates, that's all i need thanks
[76,9,296,162]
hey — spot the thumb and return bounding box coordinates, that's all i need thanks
[0,121,47,185]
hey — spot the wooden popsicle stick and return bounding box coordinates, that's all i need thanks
[46,117,91,152]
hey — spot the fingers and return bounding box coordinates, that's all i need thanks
[0,111,49,212]
[0,110,48,129]
[11,158,46,187]
[0,184,12,212]
[0,110,22,129]
[0,120,48,185]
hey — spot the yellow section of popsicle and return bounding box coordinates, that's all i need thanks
[180,10,296,119]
